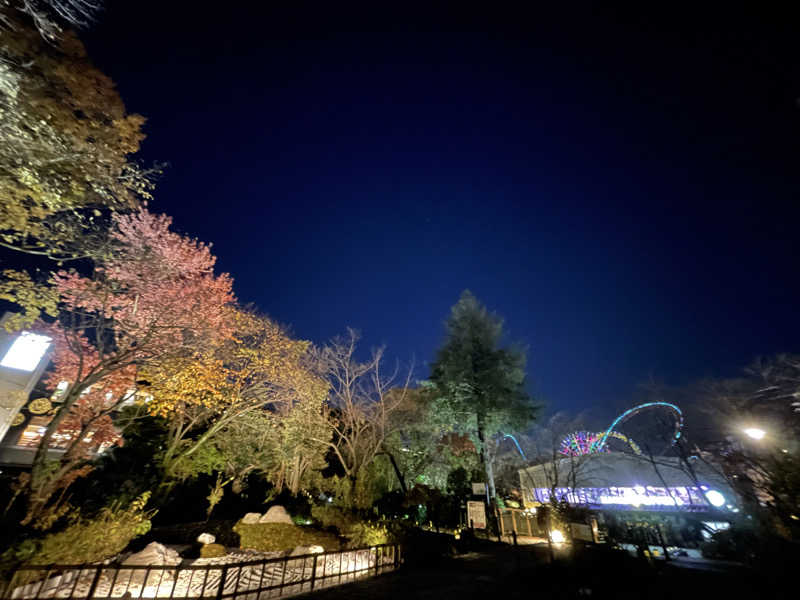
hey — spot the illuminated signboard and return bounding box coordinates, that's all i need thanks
[528,485,727,510]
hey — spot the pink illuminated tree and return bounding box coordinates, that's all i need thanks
[20,209,234,526]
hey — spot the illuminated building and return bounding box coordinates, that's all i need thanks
[518,452,736,514]
[0,314,53,465]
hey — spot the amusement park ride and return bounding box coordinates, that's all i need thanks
[558,402,684,457]
[517,402,735,512]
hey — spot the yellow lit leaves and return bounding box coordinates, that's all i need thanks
[0,21,154,259]
[142,310,326,419]
[0,269,58,331]
[142,354,233,418]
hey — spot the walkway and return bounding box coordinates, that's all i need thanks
[296,546,554,600]
[296,542,774,600]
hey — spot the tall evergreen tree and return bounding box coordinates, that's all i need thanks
[430,290,536,500]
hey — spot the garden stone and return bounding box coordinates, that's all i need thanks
[197,533,216,545]
[259,505,294,524]
[289,545,324,556]
[241,512,262,524]
[123,542,182,566]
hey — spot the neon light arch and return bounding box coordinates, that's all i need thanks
[596,401,683,452]
[595,430,642,454]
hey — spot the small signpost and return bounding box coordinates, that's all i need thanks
[569,517,605,543]
[569,522,594,542]
[467,500,487,529]
[471,482,486,496]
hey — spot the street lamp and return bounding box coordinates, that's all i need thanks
[742,427,766,440]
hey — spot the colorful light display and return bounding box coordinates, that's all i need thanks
[529,485,725,509]
[558,402,683,456]
[559,430,603,456]
[559,430,641,456]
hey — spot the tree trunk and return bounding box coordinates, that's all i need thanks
[485,452,497,500]
[476,411,496,499]
[383,451,407,494]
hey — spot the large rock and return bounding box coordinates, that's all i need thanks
[289,545,324,556]
[241,512,262,524]
[197,533,216,545]
[258,505,294,525]
[123,542,181,566]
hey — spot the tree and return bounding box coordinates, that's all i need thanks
[212,395,330,500]
[429,290,536,500]
[520,412,592,502]
[646,357,800,542]
[3,209,234,526]
[0,16,154,260]
[141,309,329,496]
[314,328,412,508]
[2,1,102,41]
[696,358,800,540]
[382,385,480,493]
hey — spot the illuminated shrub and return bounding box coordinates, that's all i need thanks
[311,505,357,532]
[232,522,339,552]
[199,543,227,558]
[2,493,154,582]
[311,505,390,548]
[345,522,389,547]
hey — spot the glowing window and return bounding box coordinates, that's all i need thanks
[51,381,69,400]
[1,332,50,371]
[16,416,68,449]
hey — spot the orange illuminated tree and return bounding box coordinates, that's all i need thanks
[141,309,330,498]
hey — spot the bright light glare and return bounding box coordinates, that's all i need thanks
[705,490,725,507]
[550,529,565,543]
[743,427,766,440]
[1,332,50,371]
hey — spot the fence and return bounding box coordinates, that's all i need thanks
[496,508,543,539]
[1,544,402,600]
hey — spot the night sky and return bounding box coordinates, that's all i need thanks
[78,3,799,418]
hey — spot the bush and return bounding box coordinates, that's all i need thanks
[199,543,227,558]
[1,493,154,585]
[21,493,152,566]
[232,522,340,552]
[346,521,390,547]
[311,504,358,532]
[310,505,391,548]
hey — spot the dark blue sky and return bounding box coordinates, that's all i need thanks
[81,3,800,418]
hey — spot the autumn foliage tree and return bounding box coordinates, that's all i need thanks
[140,309,330,498]
[4,209,233,526]
[211,390,331,502]
[0,14,153,260]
